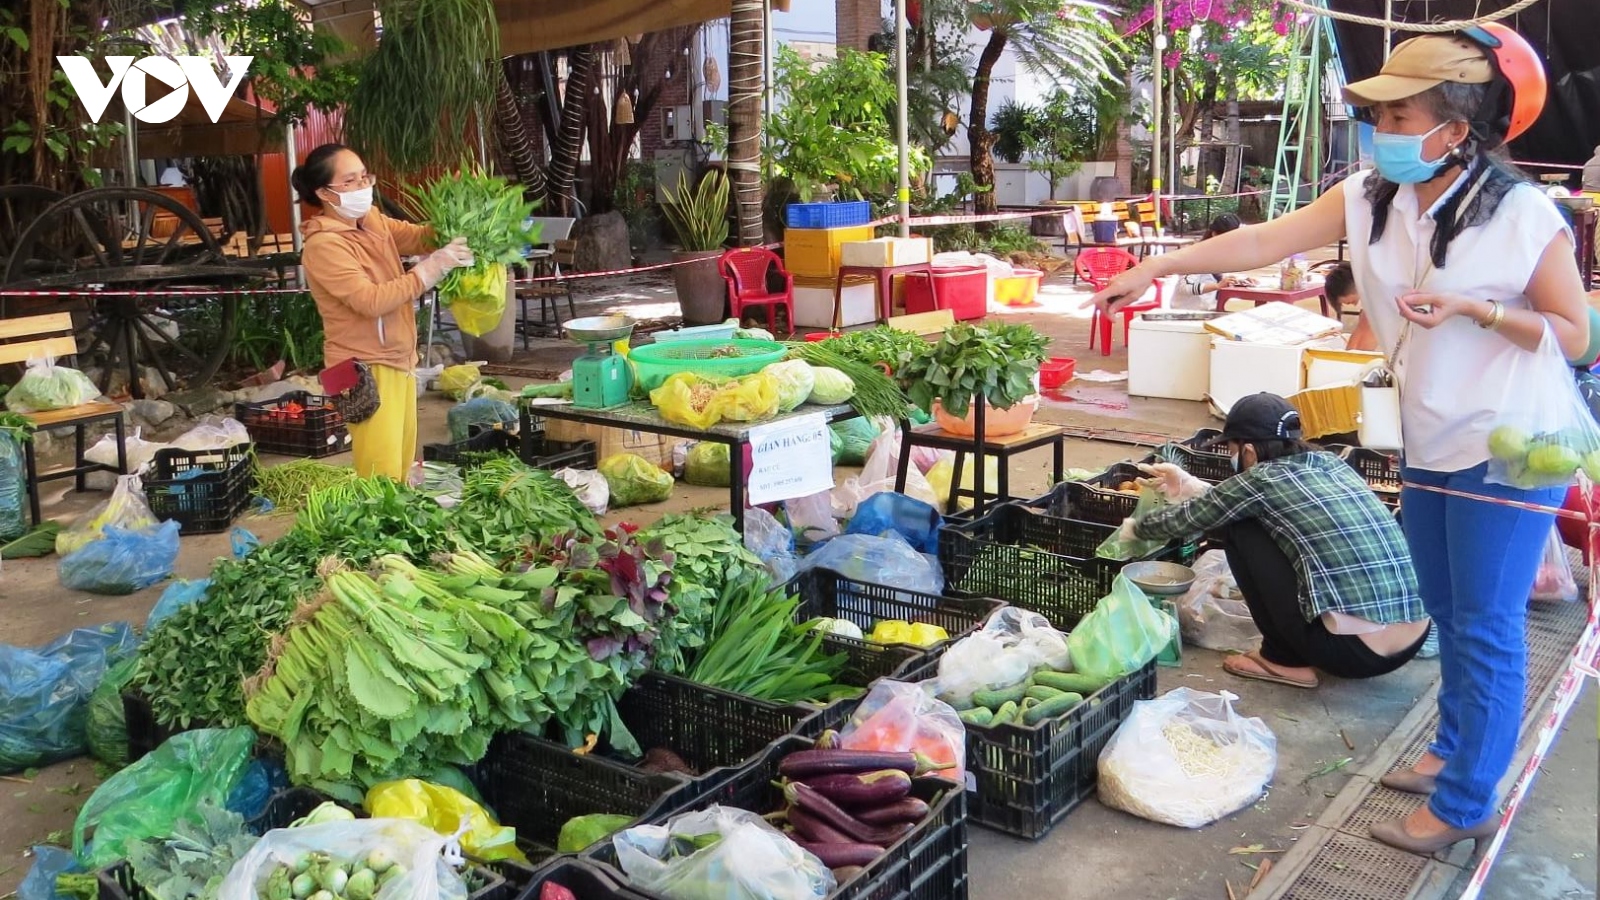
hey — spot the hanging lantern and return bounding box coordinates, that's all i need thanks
[615,37,631,66]
[615,93,635,124]
[703,55,721,92]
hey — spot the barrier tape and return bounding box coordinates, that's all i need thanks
[1398,478,1600,900]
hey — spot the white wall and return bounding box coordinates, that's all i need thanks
[773,0,837,47]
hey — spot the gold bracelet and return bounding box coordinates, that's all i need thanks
[1478,300,1505,330]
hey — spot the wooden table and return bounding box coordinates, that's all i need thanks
[834,261,935,326]
[1214,283,1332,318]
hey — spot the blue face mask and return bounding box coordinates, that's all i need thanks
[1372,122,1452,184]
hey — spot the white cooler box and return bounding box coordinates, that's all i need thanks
[1128,315,1212,401]
[794,275,879,328]
[1209,334,1346,414]
[841,237,933,268]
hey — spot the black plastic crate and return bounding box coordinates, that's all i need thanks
[790,567,1006,660]
[520,433,599,471]
[524,859,645,900]
[424,426,522,468]
[938,503,1185,631]
[955,660,1157,839]
[1329,445,1402,507]
[143,442,254,535]
[1145,439,1233,484]
[586,735,970,900]
[120,689,189,763]
[234,390,351,458]
[1033,465,1148,526]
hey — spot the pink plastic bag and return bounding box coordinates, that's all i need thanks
[1530,524,1579,603]
[839,680,965,784]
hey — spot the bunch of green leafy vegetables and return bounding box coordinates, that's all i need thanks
[816,327,930,380]
[123,802,258,900]
[453,457,601,561]
[634,514,765,675]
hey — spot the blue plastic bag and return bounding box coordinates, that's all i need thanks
[59,521,180,595]
[147,579,211,630]
[229,526,260,559]
[226,755,287,822]
[796,532,944,595]
[0,429,25,542]
[0,623,140,773]
[845,492,941,554]
[18,845,83,900]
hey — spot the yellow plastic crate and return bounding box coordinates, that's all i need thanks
[784,225,875,278]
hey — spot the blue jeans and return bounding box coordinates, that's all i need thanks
[1400,463,1562,827]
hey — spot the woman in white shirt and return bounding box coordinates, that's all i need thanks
[1087,26,1587,856]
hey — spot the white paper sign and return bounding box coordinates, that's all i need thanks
[746,413,833,505]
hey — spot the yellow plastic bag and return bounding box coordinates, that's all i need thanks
[926,455,1000,511]
[437,364,482,401]
[364,779,528,864]
[444,262,508,337]
[650,372,781,430]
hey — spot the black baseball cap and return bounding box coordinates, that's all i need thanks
[1208,393,1303,447]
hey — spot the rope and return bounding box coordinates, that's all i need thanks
[1276,0,1547,33]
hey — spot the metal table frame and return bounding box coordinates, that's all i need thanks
[522,400,858,531]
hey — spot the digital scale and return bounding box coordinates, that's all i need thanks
[564,315,635,409]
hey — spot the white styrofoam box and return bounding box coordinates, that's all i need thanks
[1303,348,1386,389]
[794,278,879,328]
[840,237,933,268]
[1129,316,1212,401]
[1208,334,1346,415]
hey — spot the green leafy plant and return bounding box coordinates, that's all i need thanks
[0,5,126,189]
[661,171,730,252]
[613,160,661,250]
[900,322,1050,418]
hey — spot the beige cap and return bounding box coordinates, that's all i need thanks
[1343,34,1493,106]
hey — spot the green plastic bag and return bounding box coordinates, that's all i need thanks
[683,443,731,487]
[1095,484,1171,561]
[598,453,674,507]
[830,418,881,466]
[85,656,138,769]
[73,726,256,868]
[1066,576,1175,686]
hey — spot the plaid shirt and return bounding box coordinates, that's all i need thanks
[1134,451,1423,625]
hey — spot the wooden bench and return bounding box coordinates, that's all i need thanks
[0,312,127,524]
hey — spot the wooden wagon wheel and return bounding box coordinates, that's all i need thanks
[2,188,265,397]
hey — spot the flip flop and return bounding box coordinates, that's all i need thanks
[1224,651,1320,689]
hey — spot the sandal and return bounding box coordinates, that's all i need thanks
[1224,651,1320,689]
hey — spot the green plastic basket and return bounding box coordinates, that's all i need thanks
[629,338,788,393]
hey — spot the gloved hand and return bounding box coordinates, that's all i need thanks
[413,237,475,291]
[1117,517,1140,544]
[1138,462,1209,502]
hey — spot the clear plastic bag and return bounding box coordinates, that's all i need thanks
[1096,484,1170,561]
[84,428,167,491]
[835,429,938,515]
[59,520,181,595]
[613,806,834,900]
[934,608,1070,708]
[148,579,212,629]
[1486,322,1600,489]
[17,845,83,900]
[218,817,470,900]
[743,506,799,582]
[3,356,99,413]
[0,622,139,774]
[554,468,610,515]
[1175,551,1262,653]
[795,532,943,595]
[925,454,998,512]
[840,680,965,783]
[598,453,674,507]
[1068,576,1175,685]
[365,779,527,865]
[1530,523,1579,603]
[74,726,257,867]
[683,442,732,487]
[447,398,517,444]
[0,429,24,542]
[171,417,251,452]
[57,474,159,557]
[1097,688,1277,829]
[783,490,840,544]
[845,491,941,554]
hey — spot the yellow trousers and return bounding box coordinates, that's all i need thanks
[347,364,417,481]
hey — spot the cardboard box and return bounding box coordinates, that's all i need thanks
[540,419,684,469]
[840,237,933,268]
[794,275,879,328]
[784,225,875,278]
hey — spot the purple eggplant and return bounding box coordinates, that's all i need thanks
[785,806,855,844]
[852,797,931,826]
[795,842,882,868]
[778,749,953,780]
[797,770,912,809]
[785,782,915,847]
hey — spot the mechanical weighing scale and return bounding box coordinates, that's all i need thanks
[563,315,635,408]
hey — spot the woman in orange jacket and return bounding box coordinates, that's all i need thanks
[292,143,473,480]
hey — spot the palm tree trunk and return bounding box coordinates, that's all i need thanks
[968,30,1008,218]
[548,44,597,217]
[728,0,765,245]
[494,60,548,208]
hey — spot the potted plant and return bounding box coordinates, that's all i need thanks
[901,322,1050,437]
[662,171,730,325]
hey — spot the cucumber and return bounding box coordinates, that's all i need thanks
[958,707,994,727]
[972,682,1030,709]
[989,700,1020,727]
[1033,671,1110,695]
[1024,685,1067,702]
[1019,697,1041,713]
[1021,691,1084,726]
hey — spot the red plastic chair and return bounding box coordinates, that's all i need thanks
[1077,247,1162,356]
[718,247,795,334]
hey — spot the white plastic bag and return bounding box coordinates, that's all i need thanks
[1485,321,1600,489]
[171,416,250,452]
[1097,688,1277,829]
[56,475,159,557]
[835,429,938,515]
[613,806,834,900]
[219,818,468,900]
[84,429,167,491]
[784,490,840,543]
[554,468,610,516]
[840,680,965,782]
[934,608,1071,708]
[1176,551,1262,653]
[3,357,99,413]
[1530,523,1579,603]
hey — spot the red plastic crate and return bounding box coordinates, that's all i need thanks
[1039,357,1076,389]
[904,266,988,320]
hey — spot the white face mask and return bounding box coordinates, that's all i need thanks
[330,185,373,219]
